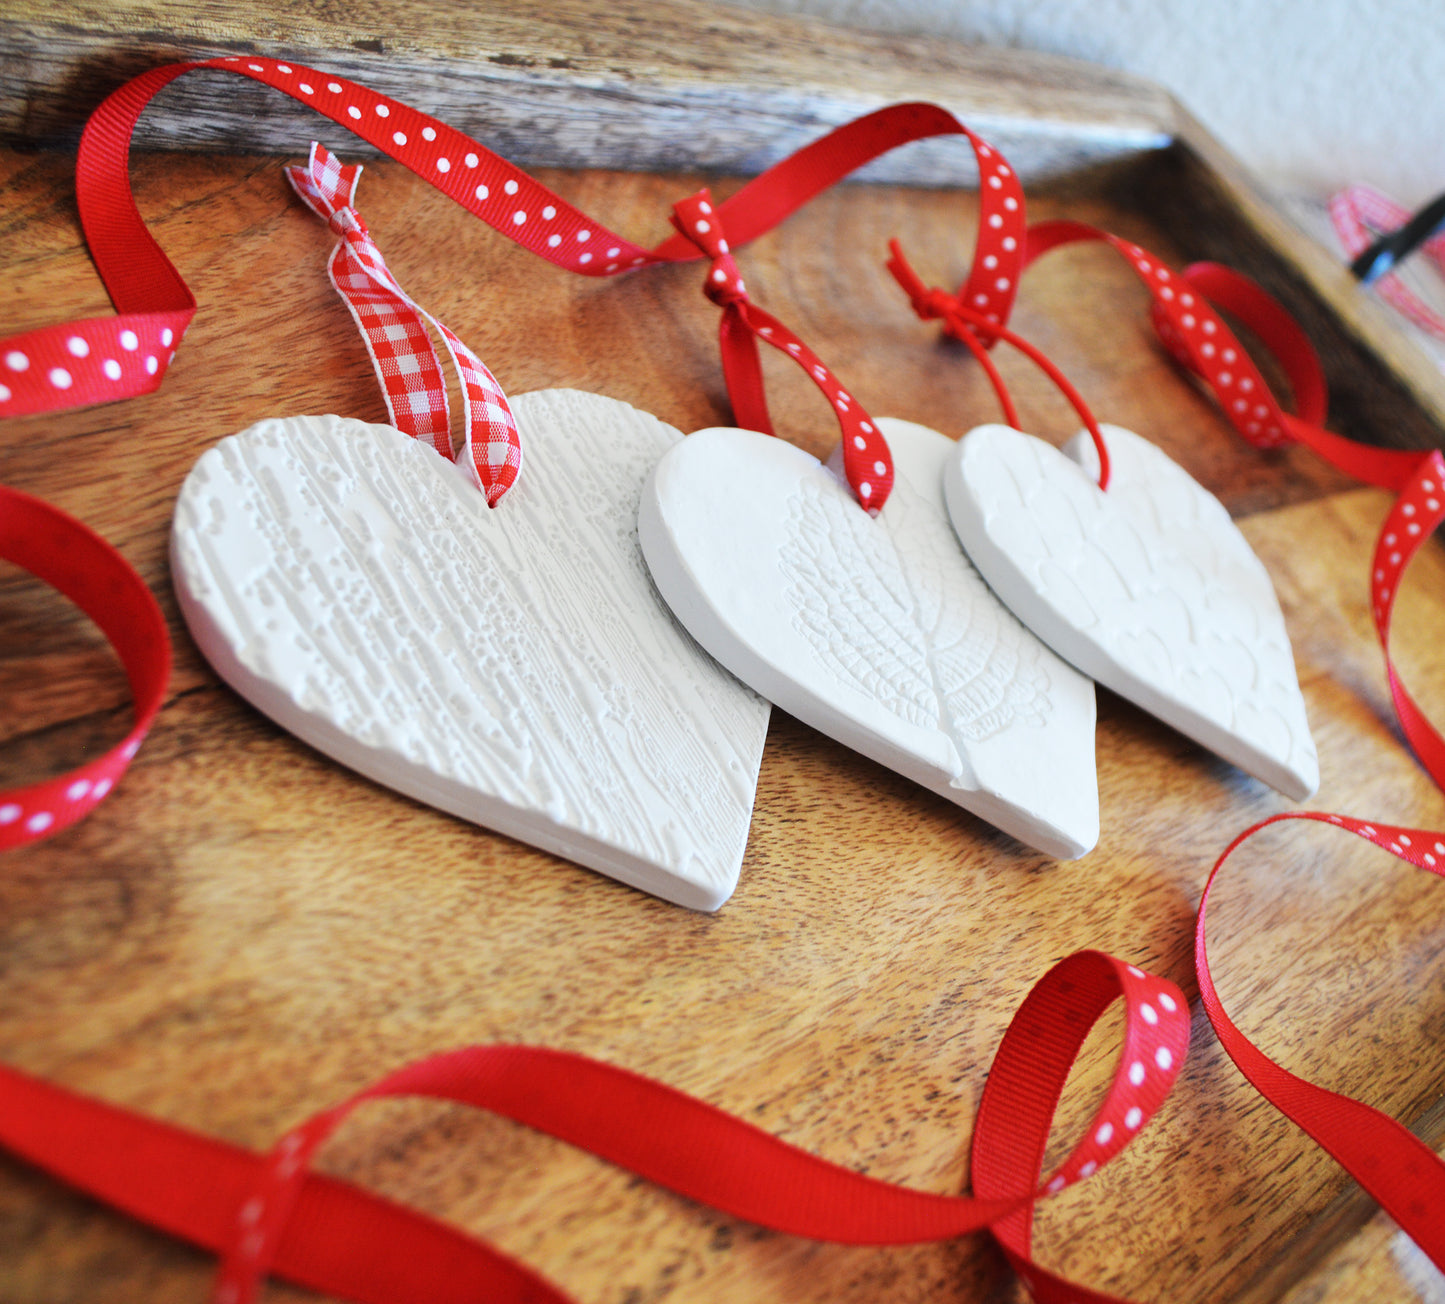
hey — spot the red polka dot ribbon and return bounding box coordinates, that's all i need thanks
[1024,221,1298,450]
[1197,812,1445,1272]
[0,485,170,850]
[1330,185,1445,341]
[896,215,1445,1280]
[0,950,1188,1304]
[1143,259,1445,791]
[670,188,895,511]
[285,142,522,504]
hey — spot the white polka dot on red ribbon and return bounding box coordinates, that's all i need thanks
[670,188,894,512]
[204,57,652,278]
[953,136,1028,337]
[1370,453,1445,637]
[0,486,170,852]
[0,318,187,416]
[1039,957,1190,1195]
[1123,243,1292,449]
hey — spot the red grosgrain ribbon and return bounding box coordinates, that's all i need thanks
[670,188,895,511]
[1197,811,1445,1272]
[886,238,1112,490]
[1024,221,1299,451]
[284,142,522,504]
[1331,184,1445,340]
[0,951,1188,1304]
[0,485,169,849]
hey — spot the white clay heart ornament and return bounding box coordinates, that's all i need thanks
[171,389,771,911]
[943,422,1318,800]
[639,418,1099,860]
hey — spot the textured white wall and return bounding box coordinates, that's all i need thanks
[723,0,1445,207]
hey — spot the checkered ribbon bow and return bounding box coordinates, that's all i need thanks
[285,143,522,505]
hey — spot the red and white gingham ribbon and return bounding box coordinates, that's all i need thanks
[285,143,521,505]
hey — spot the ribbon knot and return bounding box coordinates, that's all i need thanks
[885,238,1111,489]
[667,185,894,512]
[326,204,366,240]
[886,240,991,343]
[670,189,749,308]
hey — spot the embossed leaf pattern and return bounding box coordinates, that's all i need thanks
[781,469,1051,768]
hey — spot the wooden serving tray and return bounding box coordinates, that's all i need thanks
[2,4,1444,1301]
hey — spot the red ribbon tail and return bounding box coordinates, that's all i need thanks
[719,305,775,436]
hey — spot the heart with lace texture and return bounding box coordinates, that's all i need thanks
[943,422,1318,800]
[170,389,771,911]
[639,418,1098,860]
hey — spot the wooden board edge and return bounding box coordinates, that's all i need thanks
[0,0,1177,183]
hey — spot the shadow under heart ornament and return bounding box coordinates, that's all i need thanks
[943,422,1319,800]
[171,391,771,912]
[639,418,1099,860]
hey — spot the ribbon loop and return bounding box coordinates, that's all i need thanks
[0,486,170,850]
[200,949,1187,1303]
[1198,811,1445,1274]
[670,187,895,513]
[1008,219,1445,793]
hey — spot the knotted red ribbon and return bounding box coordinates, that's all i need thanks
[921,217,1445,1271]
[910,215,1445,794]
[669,188,896,511]
[285,142,522,503]
[0,59,1027,435]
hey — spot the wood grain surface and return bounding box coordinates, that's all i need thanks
[3,27,1445,1304]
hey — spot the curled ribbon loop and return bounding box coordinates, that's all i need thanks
[1198,812,1445,1274]
[670,188,895,513]
[207,950,1187,1304]
[0,486,170,850]
[284,143,523,505]
[886,239,1112,490]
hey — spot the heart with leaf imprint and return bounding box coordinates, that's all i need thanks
[639,418,1099,860]
[171,389,771,911]
[943,422,1318,800]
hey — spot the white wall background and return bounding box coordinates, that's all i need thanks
[722,0,1444,208]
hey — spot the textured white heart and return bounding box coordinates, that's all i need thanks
[170,390,771,911]
[639,419,1098,859]
[944,422,1318,800]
